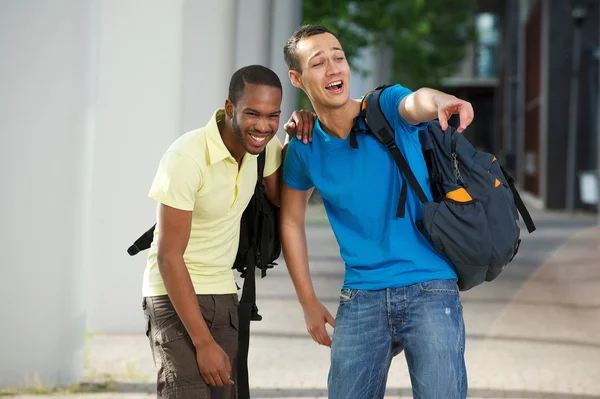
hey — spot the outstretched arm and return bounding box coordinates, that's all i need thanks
[399,88,474,132]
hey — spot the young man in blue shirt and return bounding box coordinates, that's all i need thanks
[280,25,474,398]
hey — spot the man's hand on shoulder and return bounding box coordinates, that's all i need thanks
[284,109,316,144]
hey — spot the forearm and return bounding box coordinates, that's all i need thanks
[158,255,213,347]
[402,87,445,123]
[281,220,317,306]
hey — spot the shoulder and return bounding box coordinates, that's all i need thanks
[263,135,283,177]
[166,128,208,166]
[157,129,207,178]
[265,134,283,156]
[377,84,427,132]
[287,135,312,157]
[283,136,313,175]
[378,84,412,113]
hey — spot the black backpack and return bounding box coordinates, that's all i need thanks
[351,85,536,291]
[127,150,280,399]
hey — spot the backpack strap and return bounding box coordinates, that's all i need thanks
[237,150,266,399]
[363,86,430,217]
[257,149,266,180]
[127,224,155,256]
[500,166,537,233]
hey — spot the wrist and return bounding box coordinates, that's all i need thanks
[299,293,319,308]
[192,334,215,349]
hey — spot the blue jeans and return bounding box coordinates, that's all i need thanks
[328,279,467,399]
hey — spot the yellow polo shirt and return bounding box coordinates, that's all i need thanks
[142,109,282,296]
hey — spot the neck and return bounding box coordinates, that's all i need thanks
[312,99,361,139]
[219,117,245,164]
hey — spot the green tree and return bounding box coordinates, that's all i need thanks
[301,0,478,89]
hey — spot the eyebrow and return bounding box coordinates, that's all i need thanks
[244,107,281,115]
[308,47,344,62]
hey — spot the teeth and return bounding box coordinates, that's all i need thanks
[250,134,266,142]
[326,81,342,88]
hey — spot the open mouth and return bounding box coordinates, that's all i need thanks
[325,80,344,93]
[248,133,269,146]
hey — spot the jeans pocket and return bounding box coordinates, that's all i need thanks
[339,288,360,304]
[418,279,460,295]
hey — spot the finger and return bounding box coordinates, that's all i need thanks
[308,329,319,345]
[438,110,448,131]
[309,326,325,346]
[314,324,329,346]
[295,117,304,141]
[219,369,234,385]
[301,112,311,144]
[319,330,332,347]
[458,103,474,133]
[325,311,335,328]
[212,372,225,387]
[284,120,295,134]
[202,372,216,387]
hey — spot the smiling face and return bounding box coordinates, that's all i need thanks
[226,83,282,155]
[288,32,351,110]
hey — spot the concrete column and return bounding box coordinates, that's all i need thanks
[182,0,237,133]
[235,0,272,69]
[85,1,186,333]
[0,0,95,387]
[269,0,302,141]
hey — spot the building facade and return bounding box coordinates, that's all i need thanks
[497,0,599,211]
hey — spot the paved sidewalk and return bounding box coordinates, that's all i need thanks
[5,206,599,398]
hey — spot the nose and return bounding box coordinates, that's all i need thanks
[254,117,270,134]
[326,59,341,76]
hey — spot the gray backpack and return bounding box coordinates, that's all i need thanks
[350,85,536,291]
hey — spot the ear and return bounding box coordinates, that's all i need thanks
[225,99,234,118]
[289,70,304,90]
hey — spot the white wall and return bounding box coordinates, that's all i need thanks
[0,0,94,388]
[235,0,272,69]
[181,0,237,133]
[85,0,185,333]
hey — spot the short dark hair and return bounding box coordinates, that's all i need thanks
[228,65,282,105]
[284,24,338,73]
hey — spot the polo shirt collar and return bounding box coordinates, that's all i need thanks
[206,109,233,166]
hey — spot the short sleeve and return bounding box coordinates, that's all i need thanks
[283,138,314,191]
[380,84,429,132]
[148,151,202,211]
[263,135,283,177]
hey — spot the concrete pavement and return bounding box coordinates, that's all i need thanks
[4,206,599,398]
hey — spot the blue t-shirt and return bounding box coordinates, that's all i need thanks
[283,84,457,290]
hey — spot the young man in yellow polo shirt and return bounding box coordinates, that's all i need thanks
[141,65,310,399]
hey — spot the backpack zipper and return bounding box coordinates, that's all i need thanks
[451,137,465,186]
